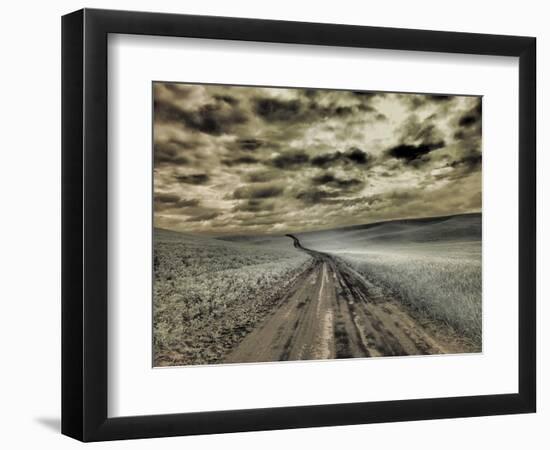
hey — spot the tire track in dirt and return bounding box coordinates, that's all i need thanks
[223,235,464,364]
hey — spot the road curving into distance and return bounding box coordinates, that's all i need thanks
[224,235,460,363]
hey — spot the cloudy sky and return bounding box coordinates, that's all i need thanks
[153,82,481,236]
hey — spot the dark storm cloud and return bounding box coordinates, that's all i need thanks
[397,93,455,110]
[365,191,413,207]
[310,99,373,118]
[453,130,466,141]
[415,124,441,143]
[174,173,210,185]
[236,138,264,151]
[387,141,445,162]
[448,151,482,171]
[454,98,482,140]
[234,215,282,227]
[356,103,376,113]
[333,105,356,116]
[232,199,275,212]
[225,137,269,153]
[475,97,482,115]
[295,188,340,205]
[398,115,444,145]
[153,84,482,235]
[154,194,200,211]
[221,156,260,166]
[233,184,285,199]
[310,152,340,167]
[350,93,380,115]
[271,151,310,169]
[351,91,386,101]
[212,94,239,105]
[396,94,426,109]
[385,113,448,166]
[459,114,479,127]
[311,173,363,190]
[162,83,193,99]
[456,97,482,130]
[385,190,416,203]
[154,140,192,166]
[155,193,180,203]
[311,148,370,168]
[254,97,302,122]
[340,195,383,207]
[428,94,454,102]
[245,171,279,183]
[185,211,221,222]
[154,96,248,136]
[154,99,187,123]
[449,98,482,175]
[253,93,378,125]
[345,147,369,164]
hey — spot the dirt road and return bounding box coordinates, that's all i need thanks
[224,236,459,364]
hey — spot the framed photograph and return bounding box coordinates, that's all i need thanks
[62,8,536,441]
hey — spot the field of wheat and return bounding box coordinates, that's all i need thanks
[153,229,311,366]
[332,241,481,349]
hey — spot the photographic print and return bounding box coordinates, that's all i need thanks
[153,82,482,367]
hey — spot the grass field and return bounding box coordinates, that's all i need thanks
[153,229,312,366]
[154,213,482,365]
[297,214,482,348]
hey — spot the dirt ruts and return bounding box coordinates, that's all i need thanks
[224,236,465,363]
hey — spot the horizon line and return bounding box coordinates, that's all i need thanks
[155,210,482,239]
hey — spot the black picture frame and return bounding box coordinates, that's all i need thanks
[62,8,536,442]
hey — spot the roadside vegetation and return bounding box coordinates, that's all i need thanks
[153,229,311,366]
[299,214,482,349]
[335,242,481,348]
